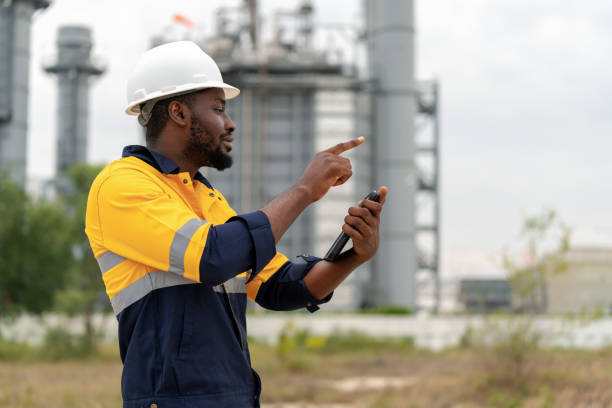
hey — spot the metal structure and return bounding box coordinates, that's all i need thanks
[44,25,105,174]
[150,0,438,310]
[0,0,50,184]
[199,0,365,309]
[363,0,417,308]
[415,80,441,312]
[203,2,361,277]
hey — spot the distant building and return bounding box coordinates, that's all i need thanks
[418,279,460,313]
[545,247,612,314]
[458,279,512,313]
[0,0,51,184]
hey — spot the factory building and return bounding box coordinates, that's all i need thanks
[3,0,440,311]
[458,279,513,313]
[197,1,369,309]
[9,1,610,316]
[0,0,50,184]
[149,0,439,310]
[545,247,612,314]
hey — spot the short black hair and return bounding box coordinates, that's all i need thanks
[144,92,198,147]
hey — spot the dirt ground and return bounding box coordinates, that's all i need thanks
[2,344,612,407]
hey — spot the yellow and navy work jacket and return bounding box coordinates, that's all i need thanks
[85,145,331,408]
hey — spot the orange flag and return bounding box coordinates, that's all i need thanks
[173,14,196,29]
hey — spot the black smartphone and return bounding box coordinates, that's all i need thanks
[323,190,379,261]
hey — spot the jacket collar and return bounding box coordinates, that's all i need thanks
[122,145,214,189]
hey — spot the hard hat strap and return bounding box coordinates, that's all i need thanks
[138,100,157,127]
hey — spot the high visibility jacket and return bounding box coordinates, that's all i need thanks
[85,145,331,408]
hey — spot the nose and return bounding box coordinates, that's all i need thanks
[225,113,236,134]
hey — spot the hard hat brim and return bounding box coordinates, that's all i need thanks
[124,81,240,116]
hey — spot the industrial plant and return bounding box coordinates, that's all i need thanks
[0,0,441,311]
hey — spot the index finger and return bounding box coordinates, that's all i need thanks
[324,136,365,155]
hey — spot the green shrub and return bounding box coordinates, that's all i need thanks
[0,336,36,361]
[275,321,316,372]
[464,314,540,388]
[324,330,414,353]
[486,390,523,408]
[274,322,415,372]
[40,327,98,361]
[360,305,414,315]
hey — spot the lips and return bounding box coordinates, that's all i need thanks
[222,136,234,152]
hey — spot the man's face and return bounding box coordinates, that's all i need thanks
[182,88,236,171]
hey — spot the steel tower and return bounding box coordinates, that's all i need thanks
[0,0,50,184]
[364,0,418,308]
[44,25,104,173]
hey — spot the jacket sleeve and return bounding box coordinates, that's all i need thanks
[91,168,275,286]
[247,254,333,313]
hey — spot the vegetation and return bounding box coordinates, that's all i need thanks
[2,339,612,407]
[0,173,73,316]
[54,164,107,350]
[359,305,414,315]
[503,209,571,313]
[461,209,572,399]
[0,164,106,356]
[0,177,602,408]
[0,327,117,363]
[273,321,415,373]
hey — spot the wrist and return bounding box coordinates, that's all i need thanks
[344,248,371,265]
[293,182,316,204]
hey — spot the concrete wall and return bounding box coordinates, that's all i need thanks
[7,313,612,352]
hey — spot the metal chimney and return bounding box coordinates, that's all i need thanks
[0,0,50,184]
[365,0,417,308]
[44,25,104,173]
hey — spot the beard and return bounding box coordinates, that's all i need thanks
[182,115,233,171]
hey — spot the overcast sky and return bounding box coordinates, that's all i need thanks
[25,0,612,279]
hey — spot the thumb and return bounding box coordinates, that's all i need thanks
[377,186,388,205]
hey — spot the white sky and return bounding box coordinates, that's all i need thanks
[25,0,612,279]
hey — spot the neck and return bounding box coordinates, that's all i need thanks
[148,138,199,179]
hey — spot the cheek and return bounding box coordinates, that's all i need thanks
[200,115,225,135]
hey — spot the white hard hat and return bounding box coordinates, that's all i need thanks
[125,41,240,124]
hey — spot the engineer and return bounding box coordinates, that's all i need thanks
[85,41,387,408]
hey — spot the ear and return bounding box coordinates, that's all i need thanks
[167,100,190,127]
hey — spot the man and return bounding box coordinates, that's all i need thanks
[85,41,387,408]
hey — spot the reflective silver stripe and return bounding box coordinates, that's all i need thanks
[168,218,207,275]
[96,251,126,275]
[110,270,194,315]
[213,275,247,294]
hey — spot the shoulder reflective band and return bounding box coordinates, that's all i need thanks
[168,218,208,275]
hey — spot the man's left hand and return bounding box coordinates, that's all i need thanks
[342,186,388,261]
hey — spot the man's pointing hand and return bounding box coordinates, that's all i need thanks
[324,137,365,155]
[298,137,365,202]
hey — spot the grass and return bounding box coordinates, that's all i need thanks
[0,331,119,363]
[2,332,612,407]
[0,361,123,408]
